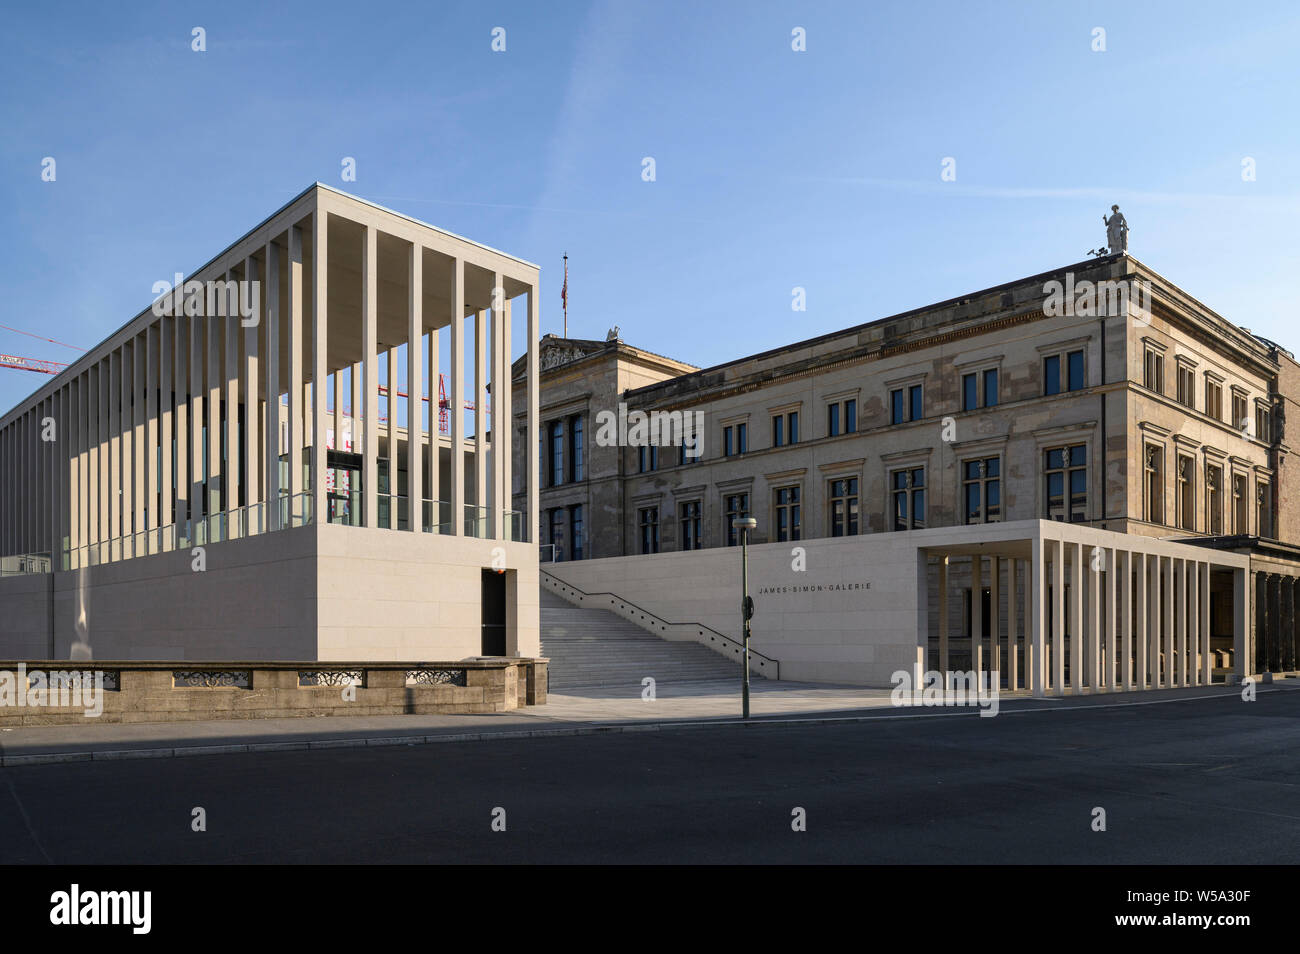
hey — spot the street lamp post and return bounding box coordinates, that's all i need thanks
[732,516,757,719]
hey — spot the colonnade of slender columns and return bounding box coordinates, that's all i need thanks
[933,540,1245,698]
[0,192,542,571]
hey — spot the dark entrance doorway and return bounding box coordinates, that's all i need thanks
[481,569,507,656]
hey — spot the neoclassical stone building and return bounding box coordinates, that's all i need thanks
[517,252,1300,685]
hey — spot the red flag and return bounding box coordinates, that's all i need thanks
[561,255,568,314]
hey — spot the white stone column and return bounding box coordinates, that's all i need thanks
[108,350,121,548]
[449,259,465,536]
[207,305,221,524]
[1232,567,1248,683]
[1106,547,1117,689]
[224,285,240,530]
[243,258,261,531]
[189,312,204,534]
[990,555,1001,687]
[308,218,326,528]
[1170,556,1180,691]
[474,307,487,533]
[428,326,440,518]
[146,325,159,547]
[158,322,172,540]
[267,236,283,528]
[362,225,378,529]
[1008,558,1019,690]
[1052,538,1065,694]
[1031,537,1047,697]
[1089,546,1101,690]
[122,348,133,548]
[1121,551,1133,690]
[971,555,983,676]
[526,285,539,545]
[502,297,513,539]
[175,316,189,539]
[1200,562,1212,685]
[408,242,423,533]
[1069,542,1082,694]
[1188,560,1200,686]
[938,555,949,675]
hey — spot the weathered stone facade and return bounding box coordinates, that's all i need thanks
[516,254,1299,565]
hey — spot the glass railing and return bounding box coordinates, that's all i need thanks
[51,489,522,570]
[61,493,314,570]
[464,505,489,538]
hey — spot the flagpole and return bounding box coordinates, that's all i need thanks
[562,253,568,338]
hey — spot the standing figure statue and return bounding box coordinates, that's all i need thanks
[1103,205,1128,254]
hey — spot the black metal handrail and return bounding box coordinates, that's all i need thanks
[539,568,780,679]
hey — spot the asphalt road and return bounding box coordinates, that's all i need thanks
[2,686,1297,864]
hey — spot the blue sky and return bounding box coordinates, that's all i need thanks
[2,0,1298,412]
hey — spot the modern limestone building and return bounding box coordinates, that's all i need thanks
[519,252,1299,693]
[0,184,542,662]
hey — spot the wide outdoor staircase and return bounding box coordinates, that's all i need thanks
[540,588,745,691]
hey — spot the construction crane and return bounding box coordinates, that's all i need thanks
[3,336,478,436]
[1,353,67,375]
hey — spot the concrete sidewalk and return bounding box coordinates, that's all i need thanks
[0,678,1283,766]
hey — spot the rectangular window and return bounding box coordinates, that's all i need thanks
[549,508,565,560]
[1206,380,1223,421]
[771,411,797,448]
[890,468,925,531]
[1232,393,1248,431]
[961,457,1001,524]
[890,389,904,425]
[1044,350,1084,396]
[1233,474,1247,533]
[1068,350,1084,391]
[1044,355,1061,396]
[829,477,859,537]
[1144,349,1164,394]
[723,423,747,457]
[638,445,658,473]
[1177,366,1194,408]
[679,500,701,550]
[1177,454,1195,530]
[549,420,564,487]
[774,486,801,542]
[570,415,584,481]
[638,506,660,555]
[569,505,584,560]
[963,369,999,410]
[1045,444,1087,522]
[1144,444,1164,525]
[1206,465,1222,535]
[909,384,923,422]
[1257,482,1271,538]
[827,399,856,436]
[724,493,750,547]
[1256,405,1271,442]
